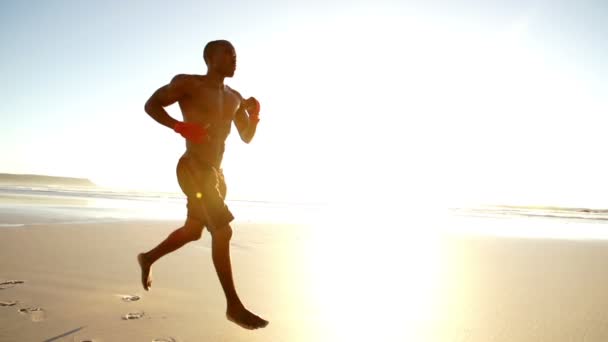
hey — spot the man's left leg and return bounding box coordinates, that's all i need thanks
[208,223,269,329]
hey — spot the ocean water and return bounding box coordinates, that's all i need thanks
[3,183,608,241]
[448,205,608,240]
[0,185,324,227]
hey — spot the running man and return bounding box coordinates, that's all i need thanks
[137,40,268,330]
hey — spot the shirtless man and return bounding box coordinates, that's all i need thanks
[137,40,268,330]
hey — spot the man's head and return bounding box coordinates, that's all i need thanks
[204,40,236,77]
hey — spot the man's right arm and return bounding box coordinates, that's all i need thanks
[144,74,190,129]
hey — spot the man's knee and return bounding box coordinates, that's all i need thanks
[210,224,232,241]
[183,219,204,241]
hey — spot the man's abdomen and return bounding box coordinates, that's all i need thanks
[184,141,225,169]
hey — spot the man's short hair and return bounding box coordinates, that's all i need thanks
[204,40,232,65]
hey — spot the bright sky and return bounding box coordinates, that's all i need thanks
[1,0,607,207]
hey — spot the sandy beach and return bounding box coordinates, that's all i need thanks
[2,213,608,341]
[0,220,317,342]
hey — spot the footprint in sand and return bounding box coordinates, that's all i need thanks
[122,311,145,320]
[18,307,46,322]
[0,280,25,290]
[117,294,141,302]
[0,300,18,306]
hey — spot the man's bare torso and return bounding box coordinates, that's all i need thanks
[177,75,242,167]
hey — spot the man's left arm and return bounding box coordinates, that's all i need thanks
[233,95,260,144]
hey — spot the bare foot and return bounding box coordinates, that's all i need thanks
[226,305,269,330]
[137,253,152,291]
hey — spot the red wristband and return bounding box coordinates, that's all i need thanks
[173,121,207,144]
[173,121,184,133]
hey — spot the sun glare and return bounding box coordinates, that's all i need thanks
[300,202,446,340]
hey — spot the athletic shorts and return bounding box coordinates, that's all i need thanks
[176,156,234,232]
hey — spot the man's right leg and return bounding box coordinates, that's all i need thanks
[137,218,204,291]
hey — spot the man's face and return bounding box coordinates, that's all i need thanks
[210,43,237,77]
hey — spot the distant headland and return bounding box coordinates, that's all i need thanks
[0,173,96,187]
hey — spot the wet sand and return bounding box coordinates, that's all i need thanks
[2,219,608,341]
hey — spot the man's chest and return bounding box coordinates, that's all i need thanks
[186,85,240,121]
